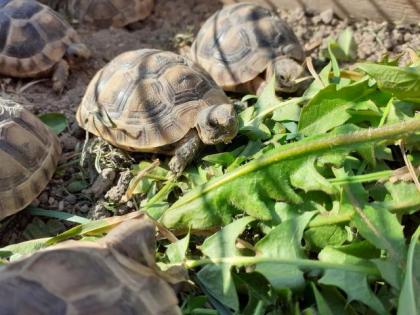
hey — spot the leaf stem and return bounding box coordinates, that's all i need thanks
[180,256,380,277]
[328,170,393,185]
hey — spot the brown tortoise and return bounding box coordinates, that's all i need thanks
[0,0,90,92]
[190,3,306,94]
[76,49,238,176]
[40,0,155,29]
[0,97,61,220]
[0,217,182,314]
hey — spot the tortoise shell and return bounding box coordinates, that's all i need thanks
[0,0,82,78]
[69,0,155,28]
[191,3,305,88]
[76,49,231,152]
[0,218,182,314]
[0,98,61,219]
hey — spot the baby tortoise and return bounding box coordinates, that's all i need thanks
[190,3,306,94]
[0,97,61,220]
[0,217,182,314]
[40,0,155,29]
[76,49,238,176]
[0,0,90,92]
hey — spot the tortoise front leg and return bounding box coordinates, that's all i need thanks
[51,59,69,93]
[169,129,203,177]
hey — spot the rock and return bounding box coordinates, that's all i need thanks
[64,194,77,205]
[88,202,111,220]
[105,170,133,203]
[60,134,78,151]
[80,204,90,213]
[84,168,117,199]
[320,9,334,24]
[58,201,65,211]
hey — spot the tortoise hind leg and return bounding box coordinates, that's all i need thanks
[168,130,203,177]
[51,60,69,93]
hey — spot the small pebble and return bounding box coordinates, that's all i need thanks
[320,9,334,24]
[64,194,77,205]
[80,204,90,213]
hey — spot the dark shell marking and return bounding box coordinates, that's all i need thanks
[77,49,230,151]
[70,0,154,28]
[0,0,79,77]
[0,99,61,219]
[192,3,305,87]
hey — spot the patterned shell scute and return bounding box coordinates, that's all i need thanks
[70,0,154,28]
[0,98,61,219]
[191,2,305,87]
[77,49,230,151]
[0,0,79,77]
[0,241,181,315]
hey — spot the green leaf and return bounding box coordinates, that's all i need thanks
[272,101,301,122]
[328,41,341,80]
[23,217,65,240]
[385,99,417,125]
[197,217,255,312]
[161,119,420,229]
[233,273,273,305]
[201,216,255,258]
[166,232,190,263]
[337,28,357,61]
[181,296,211,314]
[197,264,239,311]
[352,205,407,288]
[298,80,374,136]
[202,151,238,166]
[27,207,90,224]
[304,62,332,98]
[304,225,347,251]
[66,179,88,193]
[239,77,306,140]
[318,247,387,314]
[0,238,49,261]
[38,112,68,135]
[255,212,316,290]
[358,63,420,102]
[311,283,334,315]
[373,182,420,214]
[397,228,420,315]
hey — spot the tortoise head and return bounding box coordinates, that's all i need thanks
[271,57,306,93]
[196,104,238,145]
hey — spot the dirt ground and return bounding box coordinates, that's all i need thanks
[0,0,419,245]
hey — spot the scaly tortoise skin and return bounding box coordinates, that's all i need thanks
[76,49,238,176]
[191,3,306,94]
[40,0,155,28]
[0,0,90,92]
[0,97,61,220]
[0,217,182,315]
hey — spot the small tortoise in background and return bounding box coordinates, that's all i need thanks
[0,97,61,220]
[76,49,238,176]
[0,0,90,92]
[0,217,182,314]
[190,3,306,94]
[39,0,155,29]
